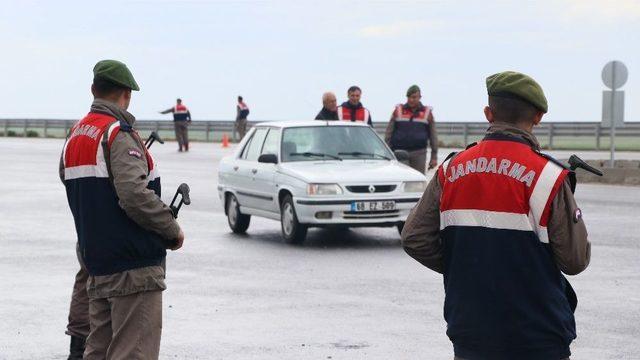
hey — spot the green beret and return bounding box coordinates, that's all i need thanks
[93,60,140,91]
[486,71,547,113]
[406,85,421,97]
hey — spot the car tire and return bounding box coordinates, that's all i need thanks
[227,193,250,233]
[280,194,307,244]
[396,221,405,236]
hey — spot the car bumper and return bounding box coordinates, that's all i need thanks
[294,196,420,225]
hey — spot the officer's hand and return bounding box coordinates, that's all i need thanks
[428,159,438,170]
[170,229,185,251]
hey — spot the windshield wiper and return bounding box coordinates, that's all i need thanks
[290,152,343,160]
[338,151,391,160]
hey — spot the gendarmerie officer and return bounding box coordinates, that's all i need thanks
[160,98,192,152]
[337,85,372,125]
[60,60,184,359]
[401,71,590,360]
[385,85,438,173]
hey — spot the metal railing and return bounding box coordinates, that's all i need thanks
[1,118,639,150]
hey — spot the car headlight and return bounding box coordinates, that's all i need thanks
[307,183,343,195]
[403,181,427,193]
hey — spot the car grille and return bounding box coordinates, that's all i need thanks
[343,210,400,219]
[346,185,397,193]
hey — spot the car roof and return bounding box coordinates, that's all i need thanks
[253,120,369,129]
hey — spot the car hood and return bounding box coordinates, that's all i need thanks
[278,160,426,183]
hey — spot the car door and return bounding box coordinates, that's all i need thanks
[251,128,280,213]
[235,127,269,210]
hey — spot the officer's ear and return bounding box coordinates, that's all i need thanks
[532,111,544,126]
[120,89,132,110]
[484,106,495,123]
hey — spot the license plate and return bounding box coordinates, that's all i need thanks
[351,200,396,212]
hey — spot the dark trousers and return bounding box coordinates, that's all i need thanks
[234,118,247,141]
[174,121,189,150]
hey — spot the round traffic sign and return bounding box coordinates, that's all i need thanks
[602,61,628,89]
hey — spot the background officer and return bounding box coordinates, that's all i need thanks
[401,71,591,360]
[160,98,192,152]
[337,86,372,125]
[61,60,184,359]
[385,85,438,173]
[235,95,250,140]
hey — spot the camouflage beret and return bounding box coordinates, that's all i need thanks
[93,60,140,91]
[406,85,421,97]
[486,71,547,113]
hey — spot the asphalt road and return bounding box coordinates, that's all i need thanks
[0,138,638,359]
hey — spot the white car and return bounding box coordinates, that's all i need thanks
[217,121,427,244]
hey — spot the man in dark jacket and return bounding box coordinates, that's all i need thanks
[315,92,339,120]
[402,71,590,360]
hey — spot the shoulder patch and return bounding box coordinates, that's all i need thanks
[573,208,583,223]
[128,149,142,158]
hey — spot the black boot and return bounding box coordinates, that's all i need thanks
[68,335,86,360]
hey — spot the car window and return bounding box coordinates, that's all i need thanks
[281,126,393,162]
[244,128,269,161]
[261,128,280,156]
[240,132,254,159]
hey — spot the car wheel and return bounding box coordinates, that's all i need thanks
[280,194,307,244]
[227,193,250,233]
[396,221,405,236]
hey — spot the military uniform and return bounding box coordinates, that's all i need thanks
[235,100,250,140]
[61,60,181,359]
[385,85,438,174]
[401,72,590,360]
[160,100,191,151]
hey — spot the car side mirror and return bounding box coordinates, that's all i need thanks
[394,150,410,162]
[258,153,278,164]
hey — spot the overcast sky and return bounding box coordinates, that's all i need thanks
[0,0,637,123]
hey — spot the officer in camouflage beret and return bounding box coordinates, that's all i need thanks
[60,60,184,359]
[402,71,590,360]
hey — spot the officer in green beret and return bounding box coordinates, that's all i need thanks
[384,85,439,174]
[60,60,184,359]
[401,71,590,360]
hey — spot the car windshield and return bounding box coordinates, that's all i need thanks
[281,126,394,162]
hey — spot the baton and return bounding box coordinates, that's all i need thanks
[145,131,165,149]
[170,183,191,219]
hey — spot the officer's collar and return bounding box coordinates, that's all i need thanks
[90,99,136,127]
[402,102,425,112]
[485,123,540,150]
[342,101,362,109]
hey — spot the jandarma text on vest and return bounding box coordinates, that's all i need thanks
[447,157,536,187]
[69,124,101,141]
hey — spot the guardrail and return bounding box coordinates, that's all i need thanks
[1,118,639,150]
